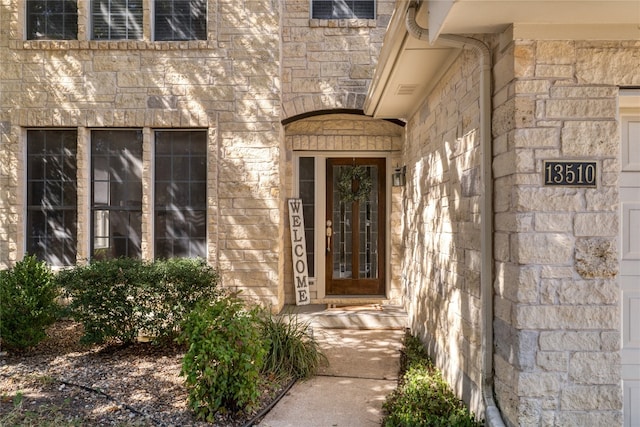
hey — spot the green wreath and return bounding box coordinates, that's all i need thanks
[337,165,373,203]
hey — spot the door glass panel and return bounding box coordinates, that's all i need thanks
[331,164,379,280]
[359,165,378,278]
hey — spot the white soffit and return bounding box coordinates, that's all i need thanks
[366,0,640,119]
[434,0,640,36]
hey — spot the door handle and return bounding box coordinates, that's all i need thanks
[326,220,332,253]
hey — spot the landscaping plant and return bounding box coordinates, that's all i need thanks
[178,295,268,421]
[260,312,327,380]
[382,334,483,427]
[0,255,60,350]
[57,257,220,345]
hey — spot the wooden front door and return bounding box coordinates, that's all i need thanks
[325,158,386,296]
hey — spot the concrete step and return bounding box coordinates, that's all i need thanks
[279,304,408,330]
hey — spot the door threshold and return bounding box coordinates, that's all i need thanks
[315,296,388,306]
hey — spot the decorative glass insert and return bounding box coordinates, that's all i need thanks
[26,130,78,266]
[331,164,379,279]
[91,130,143,259]
[154,0,206,41]
[298,157,315,276]
[311,0,375,19]
[27,0,78,40]
[154,130,207,258]
[92,0,142,40]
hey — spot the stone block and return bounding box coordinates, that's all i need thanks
[514,187,582,212]
[516,305,618,330]
[512,233,574,264]
[534,213,572,232]
[517,372,561,397]
[574,212,618,236]
[545,99,617,119]
[513,127,559,148]
[575,237,618,278]
[561,120,618,156]
[560,385,622,411]
[569,351,620,384]
[557,279,618,305]
[555,411,623,427]
[536,41,575,64]
[537,351,568,372]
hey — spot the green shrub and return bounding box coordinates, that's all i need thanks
[57,257,219,345]
[178,296,268,421]
[0,255,60,350]
[260,313,327,380]
[383,334,483,427]
[143,258,221,340]
[57,257,150,344]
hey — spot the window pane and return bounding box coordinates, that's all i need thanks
[299,157,315,276]
[27,130,78,266]
[91,130,143,259]
[311,0,375,19]
[27,0,78,40]
[154,131,207,258]
[92,0,142,40]
[154,0,206,41]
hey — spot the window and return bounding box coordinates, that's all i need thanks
[311,0,375,19]
[299,157,315,276]
[26,130,78,266]
[92,0,142,40]
[154,131,207,258]
[27,0,78,40]
[154,0,206,41]
[91,130,143,259]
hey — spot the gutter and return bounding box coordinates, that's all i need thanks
[405,4,505,427]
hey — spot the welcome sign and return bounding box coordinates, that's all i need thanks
[288,199,310,305]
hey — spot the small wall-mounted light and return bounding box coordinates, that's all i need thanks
[392,165,406,187]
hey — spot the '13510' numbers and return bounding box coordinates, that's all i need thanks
[544,161,596,187]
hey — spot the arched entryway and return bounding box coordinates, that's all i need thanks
[283,111,405,306]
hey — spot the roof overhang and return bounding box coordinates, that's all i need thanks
[365,0,640,119]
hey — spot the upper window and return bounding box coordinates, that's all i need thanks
[154,131,207,259]
[91,130,143,259]
[27,0,78,40]
[26,130,78,266]
[92,0,143,40]
[311,0,375,19]
[154,0,206,41]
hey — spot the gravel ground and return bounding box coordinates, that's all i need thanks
[0,321,291,426]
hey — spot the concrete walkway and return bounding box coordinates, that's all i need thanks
[257,305,406,427]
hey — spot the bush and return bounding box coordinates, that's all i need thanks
[178,296,268,421]
[260,313,327,380]
[57,257,220,345]
[0,255,60,350]
[144,258,221,340]
[382,334,483,427]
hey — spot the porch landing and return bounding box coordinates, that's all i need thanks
[280,304,408,330]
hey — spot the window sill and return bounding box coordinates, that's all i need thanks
[309,18,378,28]
[11,39,212,50]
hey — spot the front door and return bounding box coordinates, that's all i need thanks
[325,158,385,296]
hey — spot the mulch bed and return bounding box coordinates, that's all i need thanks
[0,320,292,426]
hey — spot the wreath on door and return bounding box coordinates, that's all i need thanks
[337,165,373,203]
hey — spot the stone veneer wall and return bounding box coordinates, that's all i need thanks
[0,1,284,308]
[280,0,399,304]
[491,34,640,426]
[402,47,486,415]
[281,0,395,119]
